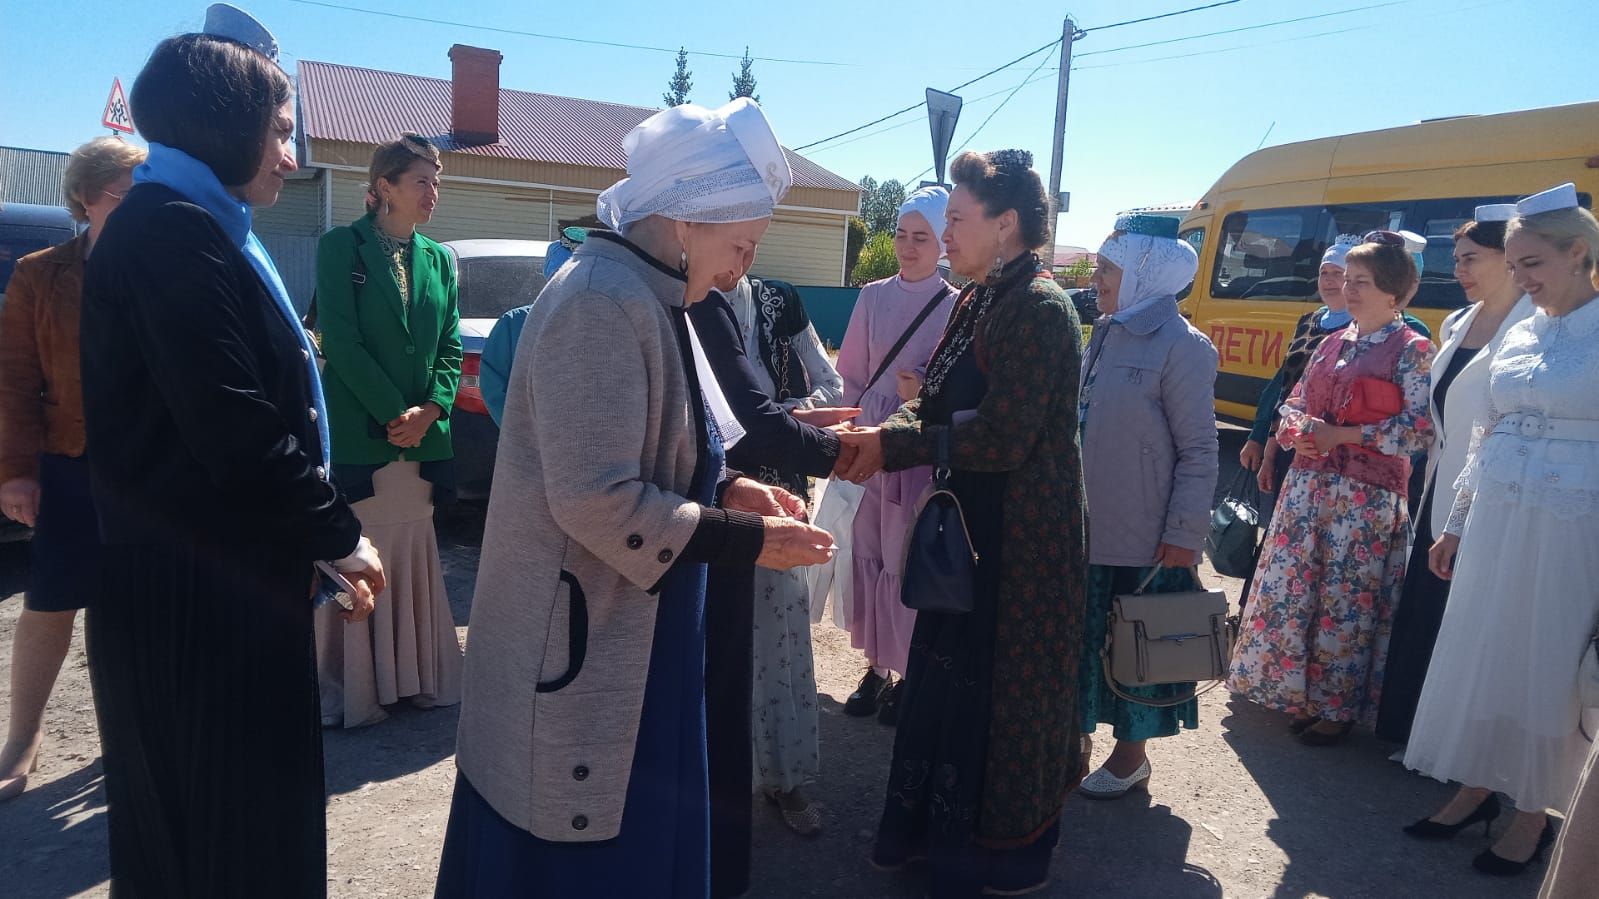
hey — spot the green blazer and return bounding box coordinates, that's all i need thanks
[316,215,462,465]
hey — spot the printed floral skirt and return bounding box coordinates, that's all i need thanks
[1227,468,1409,725]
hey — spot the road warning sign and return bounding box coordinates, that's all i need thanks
[102,78,134,134]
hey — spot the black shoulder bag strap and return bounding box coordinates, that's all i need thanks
[856,284,953,405]
[304,228,368,331]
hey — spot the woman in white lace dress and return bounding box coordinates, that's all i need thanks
[1403,184,1599,879]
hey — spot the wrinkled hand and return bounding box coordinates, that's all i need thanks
[387,404,441,448]
[755,516,836,570]
[836,428,884,483]
[1428,533,1461,581]
[895,370,922,403]
[791,406,861,428]
[723,478,807,521]
[1239,440,1264,472]
[1154,543,1199,568]
[0,477,41,527]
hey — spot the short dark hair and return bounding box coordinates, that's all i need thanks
[1453,219,1508,251]
[1345,242,1419,303]
[130,34,292,187]
[949,149,1053,250]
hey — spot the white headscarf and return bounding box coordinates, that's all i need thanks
[1097,217,1198,322]
[1321,233,1361,270]
[897,185,949,244]
[597,98,793,230]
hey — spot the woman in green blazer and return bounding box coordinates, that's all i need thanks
[313,133,464,728]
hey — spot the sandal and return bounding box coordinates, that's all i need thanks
[764,788,823,837]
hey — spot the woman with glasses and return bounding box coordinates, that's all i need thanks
[1228,230,1434,747]
[0,137,144,803]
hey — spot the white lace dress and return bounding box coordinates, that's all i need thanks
[1404,296,1599,812]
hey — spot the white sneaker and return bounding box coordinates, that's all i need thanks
[1078,758,1152,800]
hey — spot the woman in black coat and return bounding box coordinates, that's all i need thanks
[80,26,383,898]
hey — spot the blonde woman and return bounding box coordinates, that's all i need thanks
[0,136,144,802]
[1405,184,1599,878]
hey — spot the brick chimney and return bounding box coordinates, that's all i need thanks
[448,44,502,146]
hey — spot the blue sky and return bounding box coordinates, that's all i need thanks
[3,0,1595,249]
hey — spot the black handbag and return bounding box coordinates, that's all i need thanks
[1204,470,1263,579]
[899,429,978,614]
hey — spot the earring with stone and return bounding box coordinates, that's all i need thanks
[988,254,1005,281]
[679,250,689,274]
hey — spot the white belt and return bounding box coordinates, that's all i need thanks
[1493,412,1599,443]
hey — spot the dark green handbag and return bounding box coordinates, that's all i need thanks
[1204,470,1263,579]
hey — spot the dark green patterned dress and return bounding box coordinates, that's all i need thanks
[871,254,1089,897]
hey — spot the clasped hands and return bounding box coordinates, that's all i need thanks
[830,424,885,484]
[387,403,442,448]
[1287,416,1359,459]
[720,477,837,571]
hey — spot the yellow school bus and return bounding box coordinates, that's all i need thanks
[1177,101,1599,421]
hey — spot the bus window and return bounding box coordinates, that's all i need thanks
[1178,226,1204,300]
[1213,208,1321,301]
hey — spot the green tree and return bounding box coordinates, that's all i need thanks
[729,47,759,102]
[851,231,900,285]
[859,177,906,234]
[663,48,693,107]
[1065,256,1095,284]
[844,217,868,279]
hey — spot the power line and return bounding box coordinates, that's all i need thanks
[792,38,1061,151]
[805,67,1065,156]
[1074,0,1406,58]
[1073,25,1367,70]
[1078,0,1246,33]
[281,0,857,66]
[904,48,1058,184]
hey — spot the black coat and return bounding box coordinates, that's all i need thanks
[686,290,839,480]
[82,183,361,565]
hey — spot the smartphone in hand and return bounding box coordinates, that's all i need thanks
[314,560,359,611]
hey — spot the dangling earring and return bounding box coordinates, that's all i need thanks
[679,250,689,274]
[988,254,1005,281]
[381,199,390,217]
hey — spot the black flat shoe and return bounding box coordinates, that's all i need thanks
[1297,721,1354,747]
[1404,793,1501,840]
[844,669,888,718]
[1288,717,1315,735]
[1472,820,1556,877]
[877,680,904,726]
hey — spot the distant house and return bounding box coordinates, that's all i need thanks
[256,45,862,310]
[0,146,71,208]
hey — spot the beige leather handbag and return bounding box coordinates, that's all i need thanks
[1101,567,1236,708]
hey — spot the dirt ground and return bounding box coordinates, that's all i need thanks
[0,428,1549,898]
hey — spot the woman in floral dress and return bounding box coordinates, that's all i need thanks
[1228,232,1434,746]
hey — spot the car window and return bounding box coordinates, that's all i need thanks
[456,255,547,319]
[1212,209,1322,301]
[1178,227,1204,300]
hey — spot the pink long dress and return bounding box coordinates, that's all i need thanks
[836,272,956,675]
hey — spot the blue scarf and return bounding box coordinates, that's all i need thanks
[133,144,331,470]
[1318,306,1353,331]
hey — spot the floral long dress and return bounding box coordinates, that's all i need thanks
[1228,318,1433,724]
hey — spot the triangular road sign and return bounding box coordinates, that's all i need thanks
[102,78,134,134]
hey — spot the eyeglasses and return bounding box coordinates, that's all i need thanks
[101,188,128,201]
[1361,229,1406,248]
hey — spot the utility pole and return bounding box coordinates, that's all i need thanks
[1046,17,1077,269]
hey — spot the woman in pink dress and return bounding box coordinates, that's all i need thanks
[836,187,957,723]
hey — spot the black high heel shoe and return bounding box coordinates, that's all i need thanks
[1403,793,1501,840]
[1472,819,1556,877]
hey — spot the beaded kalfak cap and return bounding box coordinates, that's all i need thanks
[990,149,1033,171]
[1113,213,1180,240]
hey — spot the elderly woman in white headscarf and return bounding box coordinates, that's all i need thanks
[834,185,957,723]
[1074,214,1219,801]
[435,98,836,899]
